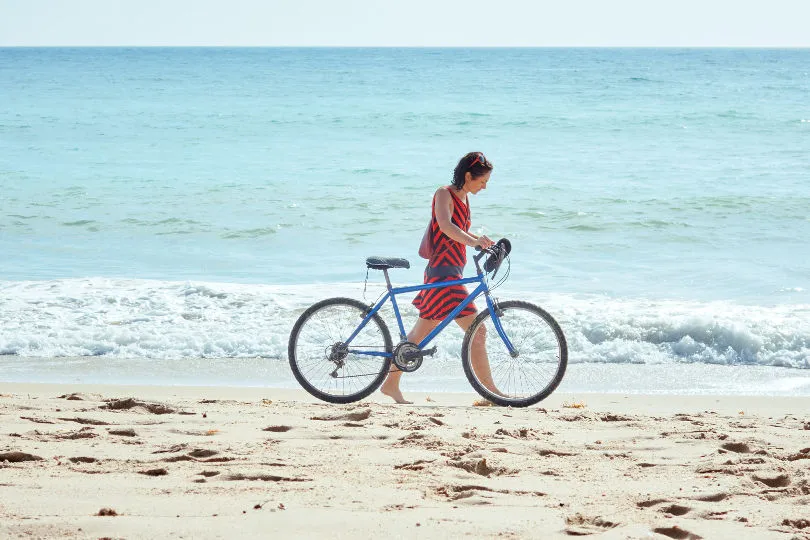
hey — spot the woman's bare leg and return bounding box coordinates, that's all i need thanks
[380,317,439,404]
[455,313,500,395]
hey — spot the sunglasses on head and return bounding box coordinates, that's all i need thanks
[468,153,488,169]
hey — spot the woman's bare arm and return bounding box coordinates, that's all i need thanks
[434,188,492,248]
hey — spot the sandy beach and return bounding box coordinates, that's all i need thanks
[1,383,808,539]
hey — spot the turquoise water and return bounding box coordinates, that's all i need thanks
[1,48,809,389]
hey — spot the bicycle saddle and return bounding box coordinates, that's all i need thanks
[366,256,411,270]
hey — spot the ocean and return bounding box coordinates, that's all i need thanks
[1,47,809,394]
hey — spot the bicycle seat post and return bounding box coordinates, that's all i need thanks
[382,269,394,292]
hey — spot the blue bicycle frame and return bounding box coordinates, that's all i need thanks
[343,257,517,358]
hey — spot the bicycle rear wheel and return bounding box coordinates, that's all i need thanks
[288,297,393,404]
[461,300,567,407]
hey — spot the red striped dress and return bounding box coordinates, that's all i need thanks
[412,188,477,320]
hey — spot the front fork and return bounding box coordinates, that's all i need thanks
[483,290,518,357]
[486,290,504,318]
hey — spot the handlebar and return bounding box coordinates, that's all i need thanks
[473,244,493,258]
[473,238,512,277]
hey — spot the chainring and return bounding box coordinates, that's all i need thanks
[393,341,423,373]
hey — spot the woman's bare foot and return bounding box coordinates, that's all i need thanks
[485,384,509,399]
[380,384,413,404]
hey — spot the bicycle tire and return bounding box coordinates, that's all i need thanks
[288,297,393,404]
[461,300,567,407]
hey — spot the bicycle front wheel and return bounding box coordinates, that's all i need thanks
[461,300,567,407]
[288,297,393,404]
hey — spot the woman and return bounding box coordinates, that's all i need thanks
[380,152,498,404]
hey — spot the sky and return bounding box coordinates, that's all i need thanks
[1,0,809,47]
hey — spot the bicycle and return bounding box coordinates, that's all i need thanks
[288,240,568,407]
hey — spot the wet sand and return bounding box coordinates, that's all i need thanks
[1,383,809,539]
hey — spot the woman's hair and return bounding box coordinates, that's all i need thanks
[452,152,494,189]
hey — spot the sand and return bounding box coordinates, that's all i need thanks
[1,383,808,539]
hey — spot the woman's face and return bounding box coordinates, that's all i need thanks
[466,171,491,194]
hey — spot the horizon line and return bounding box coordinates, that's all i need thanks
[2,44,810,49]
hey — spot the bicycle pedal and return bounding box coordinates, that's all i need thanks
[402,346,437,361]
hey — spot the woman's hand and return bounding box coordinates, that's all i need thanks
[474,235,495,249]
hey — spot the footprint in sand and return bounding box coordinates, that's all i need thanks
[660,504,691,516]
[435,484,495,502]
[494,427,540,439]
[690,492,728,502]
[201,456,233,463]
[781,518,810,531]
[564,514,619,535]
[599,414,634,422]
[152,444,188,454]
[652,526,702,539]
[139,468,168,476]
[19,416,55,424]
[393,432,444,450]
[786,447,810,461]
[165,450,232,463]
[699,510,729,520]
[0,452,43,463]
[108,428,137,437]
[382,503,416,511]
[394,459,436,471]
[57,428,97,440]
[538,448,577,457]
[188,449,218,458]
[720,442,750,453]
[69,457,97,464]
[311,409,371,422]
[637,498,670,509]
[263,425,293,432]
[58,392,102,401]
[164,455,196,462]
[441,446,482,461]
[751,472,791,488]
[447,458,515,477]
[103,398,176,415]
[557,413,592,422]
[58,417,110,426]
[225,473,309,482]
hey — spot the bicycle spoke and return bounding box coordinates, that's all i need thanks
[463,301,567,406]
[290,299,391,402]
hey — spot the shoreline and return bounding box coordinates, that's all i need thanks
[2,381,810,416]
[1,383,808,538]
[3,359,810,398]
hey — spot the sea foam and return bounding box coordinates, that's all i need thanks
[1,278,808,370]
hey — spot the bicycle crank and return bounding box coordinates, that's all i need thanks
[393,341,437,373]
